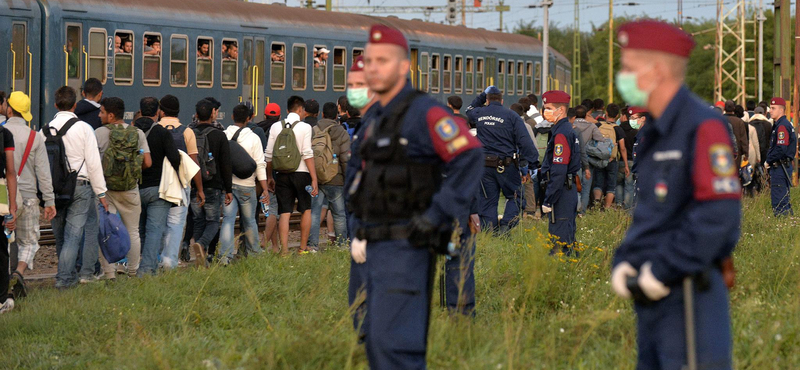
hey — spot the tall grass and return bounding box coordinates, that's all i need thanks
[1,190,798,369]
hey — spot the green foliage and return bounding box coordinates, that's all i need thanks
[1,191,799,369]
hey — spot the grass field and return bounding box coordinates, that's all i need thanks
[1,190,799,369]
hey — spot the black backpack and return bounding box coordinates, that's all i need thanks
[229,127,257,179]
[40,118,82,209]
[193,126,218,181]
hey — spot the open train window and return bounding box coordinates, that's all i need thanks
[431,54,440,93]
[506,60,514,96]
[333,47,346,91]
[497,60,505,94]
[516,62,524,95]
[114,31,134,85]
[11,22,27,92]
[419,53,429,93]
[142,32,162,86]
[196,37,213,88]
[313,45,328,91]
[292,44,307,90]
[454,56,463,94]
[526,62,533,95]
[221,39,238,89]
[65,25,82,88]
[534,62,542,95]
[443,55,452,94]
[465,57,473,94]
[170,35,188,87]
[271,43,286,89]
[352,48,364,60]
[476,57,484,92]
[87,28,107,84]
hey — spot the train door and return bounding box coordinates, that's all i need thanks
[63,23,84,91]
[410,48,418,89]
[242,36,266,115]
[8,21,32,97]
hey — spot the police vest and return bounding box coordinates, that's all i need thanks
[350,91,442,223]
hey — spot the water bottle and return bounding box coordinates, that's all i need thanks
[305,185,317,198]
[208,152,214,161]
[260,202,270,218]
[332,154,338,165]
[4,214,14,243]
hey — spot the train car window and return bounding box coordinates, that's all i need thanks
[465,57,473,94]
[419,53,429,93]
[170,35,188,87]
[196,37,213,88]
[114,31,134,85]
[506,60,514,96]
[333,47,346,91]
[476,57,484,92]
[454,56,463,94]
[12,23,27,89]
[255,40,265,88]
[221,39,238,89]
[352,48,364,60]
[526,62,533,95]
[497,60,505,94]
[431,54,440,93]
[313,45,328,91]
[243,38,253,89]
[443,55,452,94]
[534,62,542,95]
[516,62,524,95]
[87,28,107,84]
[292,44,307,90]
[142,33,162,86]
[66,25,82,86]
[271,43,286,89]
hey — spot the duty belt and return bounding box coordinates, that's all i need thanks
[484,155,515,173]
[771,158,792,167]
[355,223,411,242]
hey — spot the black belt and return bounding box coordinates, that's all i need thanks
[77,179,90,186]
[484,155,514,168]
[356,223,411,242]
[771,158,792,167]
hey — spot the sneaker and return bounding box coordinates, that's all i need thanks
[79,276,99,284]
[179,243,191,262]
[0,298,14,314]
[10,271,27,299]
[192,243,207,268]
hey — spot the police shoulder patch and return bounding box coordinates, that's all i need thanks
[426,106,480,162]
[552,133,570,165]
[554,144,564,156]
[693,119,741,201]
[777,125,790,146]
[434,117,460,142]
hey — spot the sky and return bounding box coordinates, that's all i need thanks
[250,0,728,32]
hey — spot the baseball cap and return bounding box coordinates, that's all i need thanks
[264,102,280,117]
[8,91,32,122]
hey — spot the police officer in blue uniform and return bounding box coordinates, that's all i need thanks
[765,97,797,216]
[610,20,740,370]
[348,24,482,369]
[539,90,581,255]
[465,86,539,234]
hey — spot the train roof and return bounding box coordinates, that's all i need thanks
[38,0,570,65]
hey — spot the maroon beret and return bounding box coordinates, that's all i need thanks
[541,90,571,105]
[628,106,648,116]
[617,20,695,58]
[771,97,786,107]
[368,24,409,52]
[351,55,365,72]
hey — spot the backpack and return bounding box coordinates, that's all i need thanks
[229,127,257,179]
[194,126,218,181]
[597,122,618,160]
[164,124,188,153]
[97,203,130,263]
[102,124,143,191]
[41,118,82,209]
[312,125,338,184]
[272,120,302,173]
[586,138,614,168]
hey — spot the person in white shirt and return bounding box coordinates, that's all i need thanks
[46,87,109,289]
[219,104,269,264]
[265,96,318,255]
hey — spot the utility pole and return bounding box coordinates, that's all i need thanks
[462,0,466,26]
[573,0,581,104]
[306,0,313,9]
[608,0,613,103]
[542,1,552,94]
[326,0,331,11]
[678,0,683,28]
[498,0,505,32]
[758,0,765,102]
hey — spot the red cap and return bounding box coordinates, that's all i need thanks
[617,20,695,58]
[351,55,365,72]
[264,102,280,117]
[714,101,725,108]
[770,97,786,107]
[627,106,648,116]
[368,24,409,52]
[541,90,571,105]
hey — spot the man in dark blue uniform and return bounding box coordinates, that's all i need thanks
[539,90,581,255]
[765,97,797,216]
[465,86,539,234]
[349,24,482,369]
[610,20,740,370]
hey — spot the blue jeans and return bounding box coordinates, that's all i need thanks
[592,160,619,195]
[578,169,592,214]
[162,186,190,269]
[309,184,347,248]
[54,182,96,287]
[220,184,261,263]
[191,188,222,251]
[138,186,172,275]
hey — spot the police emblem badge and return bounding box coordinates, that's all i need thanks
[709,144,735,176]
[554,144,564,156]
[435,117,459,141]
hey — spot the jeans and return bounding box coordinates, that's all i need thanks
[54,182,96,287]
[592,160,619,195]
[220,185,261,263]
[309,185,347,248]
[162,186,190,269]
[191,188,222,251]
[578,169,592,214]
[138,186,173,275]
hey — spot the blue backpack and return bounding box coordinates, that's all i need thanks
[97,203,131,263]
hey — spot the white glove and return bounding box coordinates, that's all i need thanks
[638,262,671,301]
[351,238,367,264]
[541,205,552,214]
[611,262,637,299]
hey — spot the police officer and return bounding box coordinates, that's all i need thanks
[765,97,797,216]
[348,24,482,368]
[466,86,539,234]
[610,20,740,370]
[539,91,581,255]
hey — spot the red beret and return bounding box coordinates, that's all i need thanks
[541,90,571,105]
[627,106,648,116]
[368,24,409,52]
[771,97,786,106]
[351,55,365,72]
[617,20,695,58]
[264,102,280,117]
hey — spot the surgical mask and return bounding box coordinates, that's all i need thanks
[347,87,372,109]
[629,119,640,129]
[543,108,559,123]
[615,118,621,126]
[616,68,654,107]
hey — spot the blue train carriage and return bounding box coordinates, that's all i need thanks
[1,0,570,129]
[1,0,43,126]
